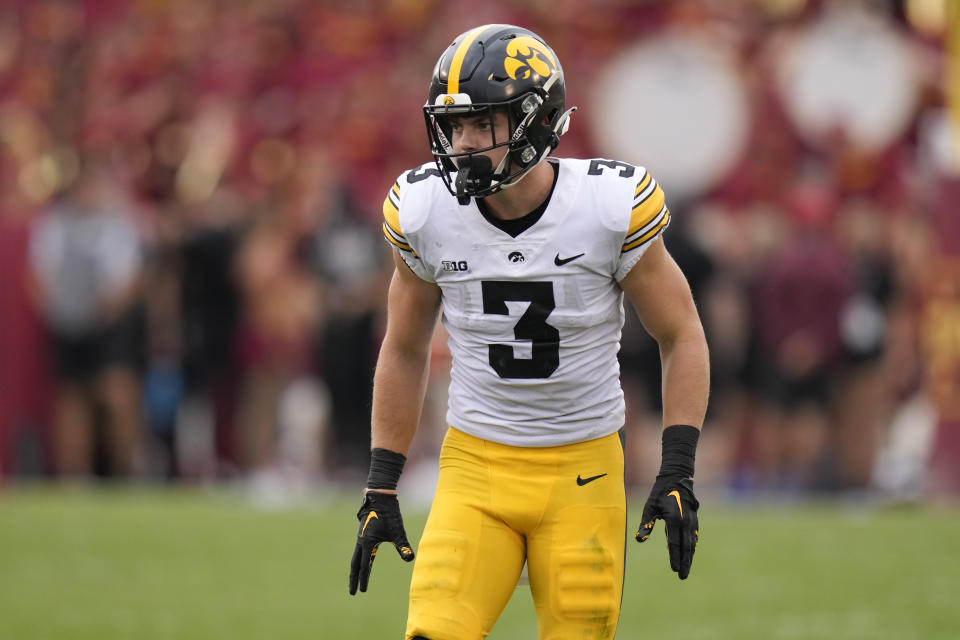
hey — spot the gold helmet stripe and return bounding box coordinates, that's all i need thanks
[447,24,498,95]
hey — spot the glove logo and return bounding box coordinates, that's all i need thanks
[361,511,379,537]
[350,494,414,595]
[667,490,683,519]
[504,36,557,80]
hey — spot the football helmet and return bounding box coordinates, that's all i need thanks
[424,24,576,203]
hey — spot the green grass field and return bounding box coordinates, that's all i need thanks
[1,486,957,639]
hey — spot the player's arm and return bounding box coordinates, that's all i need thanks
[620,237,709,580]
[371,250,443,456]
[349,250,441,595]
[620,237,709,429]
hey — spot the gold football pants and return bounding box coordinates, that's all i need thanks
[406,427,627,640]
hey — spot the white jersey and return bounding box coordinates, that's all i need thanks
[382,157,671,447]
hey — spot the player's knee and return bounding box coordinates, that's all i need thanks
[553,543,619,621]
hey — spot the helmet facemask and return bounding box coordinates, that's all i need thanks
[424,73,573,204]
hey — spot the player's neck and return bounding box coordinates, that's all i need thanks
[480,161,555,221]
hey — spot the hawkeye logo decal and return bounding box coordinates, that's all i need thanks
[361,511,379,536]
[667,490,683,519]
[504,36,556,80]
[443,95,455,105]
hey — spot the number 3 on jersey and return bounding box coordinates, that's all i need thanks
[481,281,559,379]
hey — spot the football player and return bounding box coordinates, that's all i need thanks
[348,24,710,640]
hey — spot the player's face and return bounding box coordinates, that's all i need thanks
[449,110,510,167]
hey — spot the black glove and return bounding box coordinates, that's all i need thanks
[635,424,701,580]
[636,475,699,579]
[348,491,415,595]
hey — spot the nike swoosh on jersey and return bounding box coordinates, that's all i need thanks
[576,473,607,486]
[554,252,585,266]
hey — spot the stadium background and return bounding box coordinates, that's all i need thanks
[0,0,959,638]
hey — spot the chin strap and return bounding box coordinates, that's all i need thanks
[489,104,579,196]
[556,106,576,136]
[548,106,577,150]
[531,106,578,170]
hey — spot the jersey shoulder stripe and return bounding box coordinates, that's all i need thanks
[622,204,670,252]
[629,169,666,232]
[622,167,669,252]
[381,177,419,256]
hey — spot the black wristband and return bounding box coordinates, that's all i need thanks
[366,448,407,491]
[657,424,700,479]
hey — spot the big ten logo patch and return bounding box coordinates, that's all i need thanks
[442,260,469,272]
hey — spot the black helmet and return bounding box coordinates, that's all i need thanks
[423,24,576,203]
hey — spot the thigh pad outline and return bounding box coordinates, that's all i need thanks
[553,542,618,623]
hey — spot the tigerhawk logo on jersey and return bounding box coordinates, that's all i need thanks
[441,260,469,272]
[507,251,526,263]
[504,36,556,81]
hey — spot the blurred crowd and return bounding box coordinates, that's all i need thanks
[0,0,958,501]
